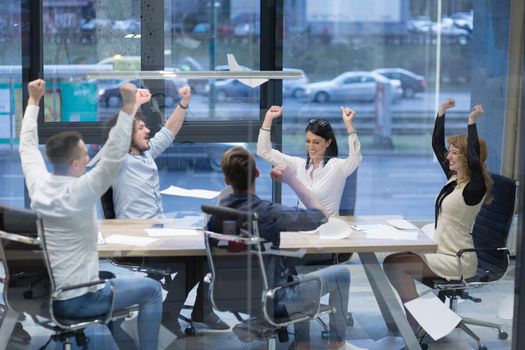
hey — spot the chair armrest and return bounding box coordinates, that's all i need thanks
[454,247,510,285]
[0,230,40,246]
[203,230,265,246]
[261,275,323,327]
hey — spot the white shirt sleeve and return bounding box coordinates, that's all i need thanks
[19,105,49,197]
[148,127,175,159]
[69,110,134,207]
[332,134,362,176]
[256,128,303,172]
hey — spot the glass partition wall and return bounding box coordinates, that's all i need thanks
[1,1,523,349]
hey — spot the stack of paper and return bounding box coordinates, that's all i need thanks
[104,234,158,246]
[319,217,353,240]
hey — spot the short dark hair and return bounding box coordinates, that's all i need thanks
[104,112,145,144]
[45,131,83,171]
[221,147,256,192]
[305,118,338,168]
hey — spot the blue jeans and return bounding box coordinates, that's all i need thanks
[280,264,350,343]
[54,277,162,350]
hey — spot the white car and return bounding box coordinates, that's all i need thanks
[304,71,402,103]
[283,68,309,98]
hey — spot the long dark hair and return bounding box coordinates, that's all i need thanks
[305,118,338,169]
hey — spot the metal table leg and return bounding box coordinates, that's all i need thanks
[359,252,421,350]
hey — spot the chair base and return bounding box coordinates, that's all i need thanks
[39,329,88,350]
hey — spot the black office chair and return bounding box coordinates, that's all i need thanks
[422,173,516,350]
[100,187,196,336]
[0,205,137,350]
[201,204,335,350]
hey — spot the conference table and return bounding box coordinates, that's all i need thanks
[98,215,437,350]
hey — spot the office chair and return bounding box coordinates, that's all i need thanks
[100,187,196,335]
[421,173,516,350]
[201,204,335,350]
[0,205,136,350]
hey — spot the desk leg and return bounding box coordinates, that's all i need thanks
[359,252,421,350]
[0,307,19,350]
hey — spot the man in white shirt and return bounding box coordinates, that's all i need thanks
[106,86,228,334]
[20,79,162,349]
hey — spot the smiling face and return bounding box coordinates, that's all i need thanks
[130,119,151,154]
[305,131,331,163]
[447,144,464,174]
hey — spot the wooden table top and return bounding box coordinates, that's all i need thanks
[97,216,437,258]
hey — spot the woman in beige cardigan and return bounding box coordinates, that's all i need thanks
[383,98,493,329]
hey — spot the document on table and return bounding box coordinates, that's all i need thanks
[364,224,418,240]
[387,219,419,230]
[97,231,106,245]
[319,217,353,240]
[145,228,202,237]
[105,234,158,247]
[160,185,221,199]
[405,294,461,340]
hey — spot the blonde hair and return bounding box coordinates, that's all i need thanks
[447,134,493,202]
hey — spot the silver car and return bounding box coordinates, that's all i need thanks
[304,71,402,103]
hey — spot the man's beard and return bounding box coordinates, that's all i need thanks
[131,139,150,153]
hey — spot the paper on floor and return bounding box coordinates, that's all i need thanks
[105,234,158,247]
[160,185,221,199]
[404,294,461,340]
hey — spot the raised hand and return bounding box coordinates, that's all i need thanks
[135,88,151,106]
[438,98,455,116]
[265,105,283,120]
[27,79,45,105]
[468,104,484,123]
[178,85,192,101]
[270,165,294,185]
[340,106,357,132]
[119,82,138,106]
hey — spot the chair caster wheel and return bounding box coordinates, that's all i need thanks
[478,345,487,350]
[499,331,508,340]
[184,326,196,336]
[321,330,330,340]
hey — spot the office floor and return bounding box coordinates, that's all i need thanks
[5,255,514,350]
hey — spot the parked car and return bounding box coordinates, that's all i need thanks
[304,71,402,103]
[372,68,427,98]
[431,17,471,44]
[406,15,434,33]
[98,78,187,109]
[283,68,309,98]
[208,79,259,102]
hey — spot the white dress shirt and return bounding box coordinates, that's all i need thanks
[257,129,362,216]
[19,105,133,300]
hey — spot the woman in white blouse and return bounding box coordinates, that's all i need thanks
[257,105,362,216]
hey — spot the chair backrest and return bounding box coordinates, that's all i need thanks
[471,173,516,282]
[101,187,116,219]
[339,169,358,216]
[201,204,271,318]
[0,205,51,317]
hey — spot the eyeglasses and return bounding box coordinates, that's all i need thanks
[308,118,328,127]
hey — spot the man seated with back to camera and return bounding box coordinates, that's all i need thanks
[208,146,364,350]
[19,79,162,349]
[105,85,228,334]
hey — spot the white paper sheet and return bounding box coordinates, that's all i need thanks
[145,228,202,237]
[364,224,418,240]
[97,231,106,245]
[319,217,352,240]
[105,234,158,247]
[160,185,221,199]
[387,219,419,230]
[351,224,382,231]
[404,294,461,340]
[281,228,319,235]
